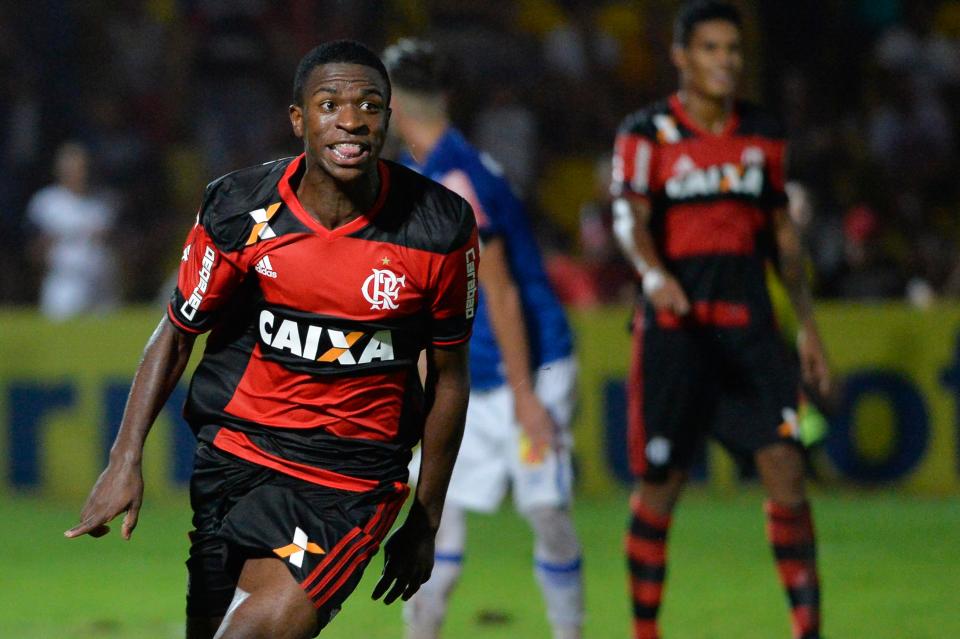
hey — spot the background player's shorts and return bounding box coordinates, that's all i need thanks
[628,317,800,481]
[186,442,407,630]
[441,355,577,514]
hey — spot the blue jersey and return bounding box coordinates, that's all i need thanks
[401,128,573,390]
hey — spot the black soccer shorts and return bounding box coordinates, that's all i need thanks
[627,317,800,481]
[185,441,408,629]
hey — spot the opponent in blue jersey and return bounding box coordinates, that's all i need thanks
[384,39,583,639]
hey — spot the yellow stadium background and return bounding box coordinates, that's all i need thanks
[2,304,958,499]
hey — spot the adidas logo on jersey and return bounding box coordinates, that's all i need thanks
[255,255,278,278]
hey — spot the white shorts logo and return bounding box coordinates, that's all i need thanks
[272,526,324,568]
[363,268,406,310]
[645,436,672,466]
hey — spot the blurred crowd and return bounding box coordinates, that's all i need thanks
[3,0,960,318]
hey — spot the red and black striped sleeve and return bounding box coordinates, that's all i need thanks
[167,220,249,334]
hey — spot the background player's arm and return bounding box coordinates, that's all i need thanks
[65,316,196,540]
[612,195,690,315]
[478,236,556,457]
[373,343,470,605]
[771,206,832,397]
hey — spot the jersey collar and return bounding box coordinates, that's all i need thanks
[669,93,740,138]
[278,154,390,239]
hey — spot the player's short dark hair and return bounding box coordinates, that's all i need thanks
[674,0,742,47]
[381,38,448,95]
[292,40,391,105]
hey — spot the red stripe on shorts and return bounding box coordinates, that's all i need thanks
[628,311,647,477]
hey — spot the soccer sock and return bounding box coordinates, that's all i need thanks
[765,500,821,639]
[626,495,671,639]
[403,506,467,639]
[526,507,584,639]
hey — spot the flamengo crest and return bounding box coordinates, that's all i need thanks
[363,268,406,310]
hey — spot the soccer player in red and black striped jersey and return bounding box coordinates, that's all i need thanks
[65,40,479,639]
[611,3,832,639]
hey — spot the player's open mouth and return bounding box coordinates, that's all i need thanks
[711,71,735,88]
[327,143,370,165]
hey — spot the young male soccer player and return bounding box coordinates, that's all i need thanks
[65,40,479,639]
[383,39,584,639]
[610,3,833,638]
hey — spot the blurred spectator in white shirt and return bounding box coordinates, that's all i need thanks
[27,142,118,320]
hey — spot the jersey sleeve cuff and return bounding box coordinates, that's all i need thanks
[612,188,651,204]
[431,331,472,349]
[167,303,205,335]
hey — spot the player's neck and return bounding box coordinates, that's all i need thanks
[677,89,734,134]
[402,117,448,164]
[295,163,380,230]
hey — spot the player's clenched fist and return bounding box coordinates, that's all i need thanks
[372,504,435,605]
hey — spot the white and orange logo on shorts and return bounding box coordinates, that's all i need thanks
[273,526,325,568]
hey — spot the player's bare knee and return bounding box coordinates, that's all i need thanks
[636,469,687,515]
[756,444,807,504]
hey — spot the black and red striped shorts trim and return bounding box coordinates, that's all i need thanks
[299,490,407,609]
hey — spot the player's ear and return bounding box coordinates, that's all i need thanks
[289,104,304,138]
[670,43,686,71]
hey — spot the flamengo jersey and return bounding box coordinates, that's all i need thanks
[401,128,573,391]
[612,94,787,330]
[168,155,479,489]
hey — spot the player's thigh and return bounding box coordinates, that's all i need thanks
[511,440,575,513]
[445,386,512,512]
[214,558,317,639]
[508,357,577,512]
[628,322,707,481]
[222,481,405,622]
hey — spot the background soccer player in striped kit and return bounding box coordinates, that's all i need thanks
[611,2,834,638]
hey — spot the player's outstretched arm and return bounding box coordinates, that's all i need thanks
[771,206,832,399]
[477,236,556,458]
[65,316,196,540]
[372,343,469,605]
[612,196,690,315]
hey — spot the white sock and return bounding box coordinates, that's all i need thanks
[404,505,466,639]
[526,506,584,639]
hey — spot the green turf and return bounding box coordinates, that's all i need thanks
[3,489,957,638]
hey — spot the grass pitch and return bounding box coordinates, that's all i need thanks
[2,489,957,638]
